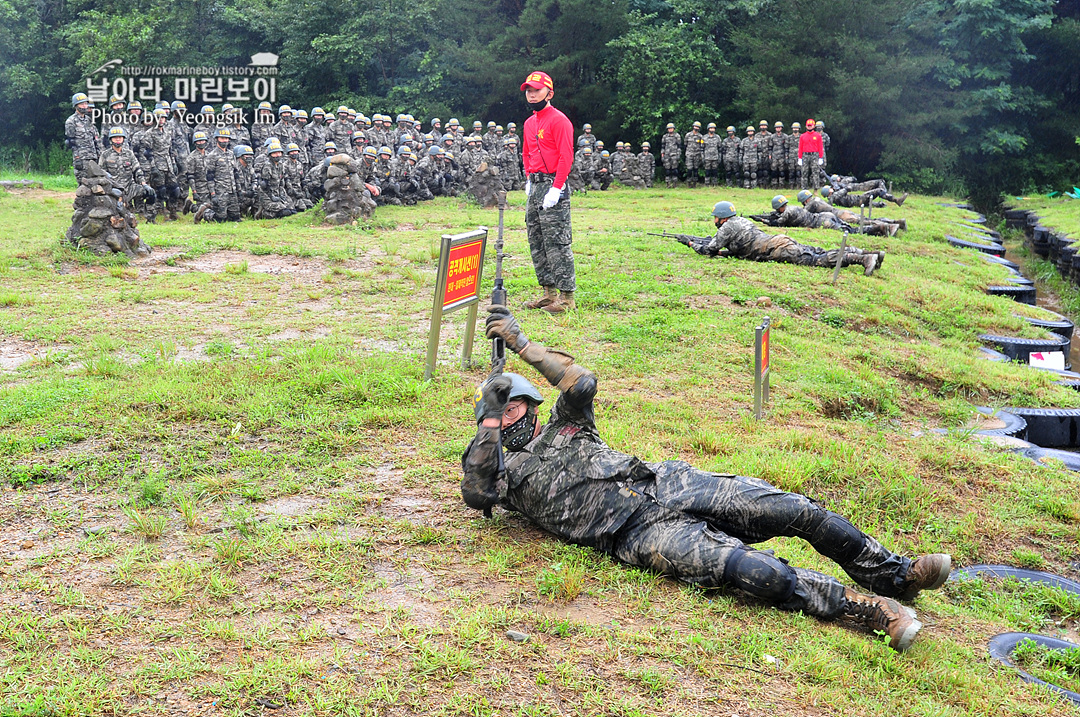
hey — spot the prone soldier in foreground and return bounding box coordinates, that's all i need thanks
[463,308,951,652]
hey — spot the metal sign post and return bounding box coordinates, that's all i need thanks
[754,316,771,420]
[424,227,488,380]
[832,229,849,285]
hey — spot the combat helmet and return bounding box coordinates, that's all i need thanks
[771,195,788,210]
[712,201,736,219]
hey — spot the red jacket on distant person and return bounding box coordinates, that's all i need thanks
[522,104,574,190]
[798,130,824,159]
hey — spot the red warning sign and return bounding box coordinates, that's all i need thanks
[442,239,484,308]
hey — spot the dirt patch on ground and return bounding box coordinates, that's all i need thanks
[0,336,70,372]
[131,250,375,284]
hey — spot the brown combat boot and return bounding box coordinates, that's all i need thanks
[193,203,208,224]
[895,192,909,207]
[542,290,576,314]
[841,587,922,651]
[898,554,951,601]
[524,286,557,310]
[862,253,879,276]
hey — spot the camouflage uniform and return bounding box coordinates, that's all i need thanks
[208,150,240,222]
[683,130,705,188]
[819,129,831,168]
[143,122,182,216]
[250,112,276,154]
[168,114,193,207]
[756,127,771,188]
[273,118,301,154]
[65,109,100,182]
[498,144,523,191]
[637,149,655,188]
[525,174,575,292]
[185,146,214,212]
[462,336,914,620]
[99,142,146,205]
[255,154,290,218]
[770,206,848,231]
[576,131,597,151]
[305,119,328,162]
[721,132,740,187]
[684,216,874,269]
[616,150,644,189]
[786,129,802,189]
[769,129,788,189]
[739,132,758,189]
[659,130,681,187]
[232,155,256,217]
[702,132,722,186]
[285,154,309,209]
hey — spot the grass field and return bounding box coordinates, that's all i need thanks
[3,179,1080,716]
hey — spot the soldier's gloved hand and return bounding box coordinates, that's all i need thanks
[323,157,331,168]
[474,374,512,424]
[541,186,562,209]
[524,179,532,197]
[675,235,690,246]
[485,306,528,353]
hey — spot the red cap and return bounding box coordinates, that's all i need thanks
[520,71,554,92]
[805,118,815,129]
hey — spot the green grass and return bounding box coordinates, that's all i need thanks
[1013,639,1080,695]
[1,185,1080,715]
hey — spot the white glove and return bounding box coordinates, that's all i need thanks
[524,179,532,197]
[797,158,802,166]
[818,158,824,165]
[542,186,562,209]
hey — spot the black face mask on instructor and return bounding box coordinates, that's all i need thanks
[526,91,550,114]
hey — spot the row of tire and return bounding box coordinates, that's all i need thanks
[937,205,1080,471]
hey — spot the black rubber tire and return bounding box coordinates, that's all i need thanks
[1034,226,1050,243]
[979,346,1012,362]
[982,254,1021,271]
[1055,380,1080,392]
[956,223,1002,240]
[948,235,1006,256]
[1024,446,1080,471]
[985,286,1037,305]
[1005,407,1080,448]
[1006,276,1036,287]
[935,202,974,209]
[980,333,1069,362]
[986,632,1080,706]
[1032,366,1080,379]
[951,564,1080,594]
[972,406,1028,438]
[966,215,987,224]
[1018,308,1075,340]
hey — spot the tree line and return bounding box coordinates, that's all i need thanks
[3,0,1078,206]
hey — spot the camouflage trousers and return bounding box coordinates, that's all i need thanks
[801,153,822,190]
[525,174,576,292]
[753,234,869,268]
[684,153,702,186]
[211,193,241,222]
[724,160,739,187]
[612,462,910,618]
[740,158,758,188]
[770,157,787,188]
[758,158,770,188]
[703,159,720,186]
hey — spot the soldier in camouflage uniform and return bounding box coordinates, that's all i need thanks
[482,121,499,153]
[616,144,644,189]
[327,106,355,154]
[465,305,951,652]
[305,108,328,161]
[822,185,907,208]
[721,126,740,187]
[232,145,256,218]
[702,124,722,186]
[429,118,443,143]
[817,120,831,169]
[143,108,182,220]
[250,102,276,154]
[185,131,214,219]
[637,142,655,188]
[223,104,251,150]
[659,123,681,188]
[763,194,898,237]
[769,122,788,189]
[787,123,802,189]
[684,122,705,188]
[273,105,301,153]
[802,189,906,232]
[65,93,100,182]
[100,95,128,148]
[739,127,758,189]
[303,141,335,201]
[192,105,216,141]
[167,101,193,212]
[100,127,154,219]
[498,137,523,191]
[756,120,771,189]
[610,142,626,177]
[576,124,597,152]
[285,143,311,211]
[678,200,882,275]
[254,140,293,219]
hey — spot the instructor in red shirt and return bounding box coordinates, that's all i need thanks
[797,118,825,191]
[520,70,577,314]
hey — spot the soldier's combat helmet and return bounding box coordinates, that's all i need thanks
[821,186,834,197]
[233,144,254,158]
[128,100,143,111]
[775,121,784,129]
[665,123,675,130]
[771,195,788,210]
[791,122,801,130]
[71,92,90,107]
[796,190,813,203]
[759,120,768,128]
[200,105,215,114]
[487,121,496,129]
[171,100,186,112]
[726,125,735,133]
[746,126,755,133]
[324,141,337,152]
[287,143,300,154]
[311,107,325,117]
[712,201,737,219]
[641,142,650,149]
[216,128,232,138]
[473,372,545,451]
[192,131,208,144]
[583,123,592,131]
[707,122,717,130]
[266,139,284,154]
[296,109,308,120]
[362,146,378,159]
[378,146,392,157]
[692,121,702,129]
[108,127,127,140]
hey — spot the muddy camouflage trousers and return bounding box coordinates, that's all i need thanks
[611,464,911,618]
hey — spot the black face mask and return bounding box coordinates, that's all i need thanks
[526,94,550,113]
[501,406,537,451]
